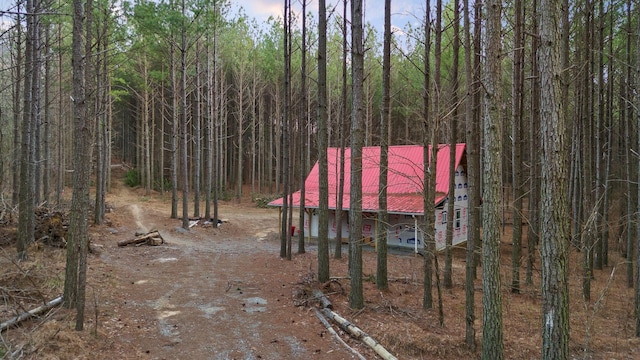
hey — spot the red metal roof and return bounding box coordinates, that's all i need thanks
[269,144,466,215]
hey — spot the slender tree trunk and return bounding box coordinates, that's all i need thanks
[526,0,541,286]
[593,0,605,271]
[280,0,291,259]
[422,0,433,310]
[11,5,22,208]
[194,41,202,218]
[634,0,640,336]
[481,0,505,357]
[444,0,460,290]
[170,38,179,219]
[511,0,525,293]
[463,0,477,350]
[64,0,93,332]
[334,0,348,260]
[180,0,189,229]
[43,18,51,205]
[17,0,38,261]
[625,0,634,288]
[297,0,307,255]
[205,41,212,220]
[349,0,365,310]
[317,0,329,280]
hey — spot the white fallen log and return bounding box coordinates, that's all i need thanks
[312,289,333,309]
[313,308,366,360]
[321,307,398,360]
[118,231,162,247]
[0,296,63,332]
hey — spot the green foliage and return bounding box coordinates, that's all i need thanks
[154,177,172,192]
[217,188,234,202]
[252,193,281,208]
[124,169,141,187]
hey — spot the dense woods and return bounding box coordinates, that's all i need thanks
[0,0,640,357]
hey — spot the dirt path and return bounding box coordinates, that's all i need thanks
[91,191,357,360]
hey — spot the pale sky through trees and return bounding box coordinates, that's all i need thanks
[0,0,424,34]
[233,0,423,32]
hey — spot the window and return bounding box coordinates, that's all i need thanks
[441,211,447,224]
[455,209,461,229]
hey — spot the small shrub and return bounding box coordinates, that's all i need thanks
[124,169,141,187]
[217,188,234,201]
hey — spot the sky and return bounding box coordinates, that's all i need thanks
[231,0,426,34]
[0,0,427,36]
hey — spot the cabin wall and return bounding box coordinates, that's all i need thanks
[304,165,469,251]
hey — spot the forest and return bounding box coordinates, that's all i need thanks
[0,0,639,358]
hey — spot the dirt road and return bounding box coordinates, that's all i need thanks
[92,197,358,360]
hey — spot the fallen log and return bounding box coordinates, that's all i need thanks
[312,289,333,309]
[313,308,366,360]
[321,307,398,360]
[118,231,162,247]
[0,296,63,332]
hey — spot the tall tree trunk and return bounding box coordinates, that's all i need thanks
[43,16,51,205]
[280,0,291,259]
[481,0,505,357]
[510,0,525,293]
[539,0,571,355]
[17,0,38,261]
[297,0,307,255]
[593,0,605,271]
[64,0,93,332]
[422,0,433,310]
[11,4,22,208]
[635,0,640,336]
[526,0,541,286]
[317,0,329,281]
[376,0,391,291]
[180,0,189,229]
[581,0,594,302]
[444,0,460,290]
[625,0,634,288]
[349,0,364,310]
[463,0,477,349]
[334,0,348,260]
[194,42,202,218]
[205,41,213,220]
[170,37,179,219]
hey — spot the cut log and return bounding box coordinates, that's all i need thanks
[321,307,398,360]
[1,296,63,332]
[118,231,161,247]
